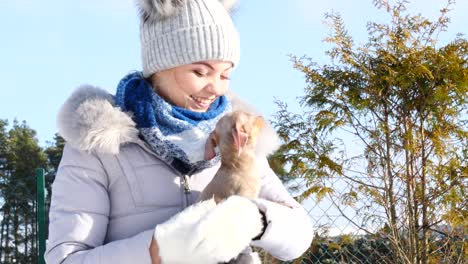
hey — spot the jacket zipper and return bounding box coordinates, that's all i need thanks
[133,140,194,207]
[181,175,191,207]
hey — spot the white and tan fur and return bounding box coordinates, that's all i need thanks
[199,111,265,264]
[199,110,265,203]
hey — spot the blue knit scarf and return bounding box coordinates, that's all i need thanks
[115,72,231,174]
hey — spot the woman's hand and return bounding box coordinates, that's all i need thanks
[149,237,161,264]
[152,196,263,264]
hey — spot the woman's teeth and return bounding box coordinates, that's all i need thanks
[191,96,213,105]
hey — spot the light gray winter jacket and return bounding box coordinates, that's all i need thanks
[45,86,313,264]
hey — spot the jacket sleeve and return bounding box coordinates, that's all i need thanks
[45,145,154,264]
[251,157,314,261]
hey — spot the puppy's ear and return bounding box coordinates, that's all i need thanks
[253,116,265,135]
[204,131,218,160]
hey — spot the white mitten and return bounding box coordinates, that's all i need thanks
[154,196,263,264]
[249,198,313,260]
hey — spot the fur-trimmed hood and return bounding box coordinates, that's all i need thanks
[57,85,280,157]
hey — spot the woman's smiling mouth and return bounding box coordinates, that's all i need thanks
[190,95,215,109]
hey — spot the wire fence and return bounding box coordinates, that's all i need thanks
[295,176,395,264]
[263,176,467,264]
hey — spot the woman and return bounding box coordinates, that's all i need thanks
[45,0,313,263]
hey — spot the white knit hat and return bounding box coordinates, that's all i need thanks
[136,0,240,77]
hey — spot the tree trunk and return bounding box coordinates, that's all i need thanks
[411,149,421,264]
[32,198,37,259]
[25,210,29,263]
[383,103,403,262]
[13,200,20,263]
[4,205,11,263]
[0,207,5,262]
[419,116,428,264]
[403,117,417,263]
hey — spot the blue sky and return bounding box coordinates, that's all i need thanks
[1,0,466,146]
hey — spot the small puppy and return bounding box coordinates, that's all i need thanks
[199,111,265,264]
[199,110,265,203]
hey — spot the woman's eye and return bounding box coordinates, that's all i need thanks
[221,75,230,80]
[193,70,207,76]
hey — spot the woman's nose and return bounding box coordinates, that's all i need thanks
[205,79,227,96]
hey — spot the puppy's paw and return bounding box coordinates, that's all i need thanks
[234,251,262,264]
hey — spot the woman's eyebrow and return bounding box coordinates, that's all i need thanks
[192,62,215,70]
[192,62,233,72]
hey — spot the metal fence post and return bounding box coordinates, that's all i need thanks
[36,168,46,264]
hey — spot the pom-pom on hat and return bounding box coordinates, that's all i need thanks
[136,0,240,77]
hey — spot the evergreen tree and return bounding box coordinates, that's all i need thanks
[0,120,47,263]
[45,133,65,173]
[0,119,9,262]
[275,0,467,263]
